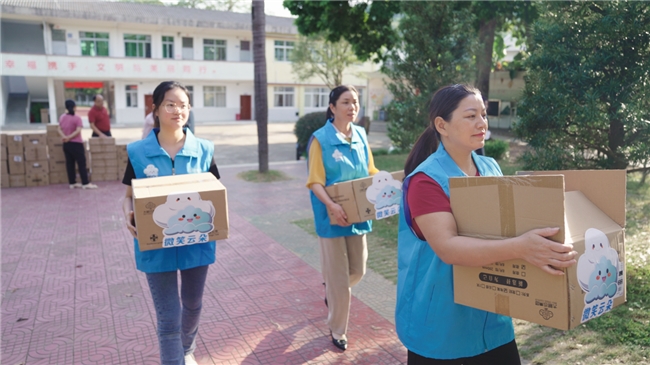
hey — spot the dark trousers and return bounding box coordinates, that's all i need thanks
[91,130,112,137]
[407,340,521,365]
[63,142,89,185]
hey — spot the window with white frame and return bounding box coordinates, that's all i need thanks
[274,87,295,107]
[125,85,138,107]
[203,39,226,61]
[186,85,194,106]
[162,36,174,59]
[204,86,226,107]
[182,37,193,60]
[274,40,294,61]
[80,32,109,56]
[304,87,329,108]
[124,34,151,58]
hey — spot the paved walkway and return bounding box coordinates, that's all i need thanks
[1,122,406,364]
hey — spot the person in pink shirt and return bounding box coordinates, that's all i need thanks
[58,99,97,189]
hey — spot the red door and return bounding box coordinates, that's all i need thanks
[145,94,153,117]
[240,95,251,120]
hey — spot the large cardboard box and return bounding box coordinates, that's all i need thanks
[6,134,24,154]
[0,133,6,160]
[325,170,405,223]
[26,172,49,187]
[46,124,60,138]
[131,172,229,251]
[49,171,68,185]
[25,160,49,175]
[22,133,47,146]
[24,145,48,161]
[9,175,26,188]
[49,159,67,173]
[449,170,626,330]
[1,173,9,188]
[8,154,25,175]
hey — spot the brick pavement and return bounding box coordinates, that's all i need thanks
[1,161,407,364]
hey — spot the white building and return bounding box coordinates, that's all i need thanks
[0,0,378,126]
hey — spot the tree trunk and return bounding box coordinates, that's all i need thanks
[608,117,627,169]
[477,18,497,99]
[252,0,269,173]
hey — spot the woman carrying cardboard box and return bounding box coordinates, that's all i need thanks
[306,85,379,351]
[395,84,578,364]
[121,81,219,365]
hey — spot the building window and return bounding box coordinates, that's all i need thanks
[51,27,67,55]
[203,39,226,61]
[304,87,329,108]
[80,32,109,57]
[274,40,294,61]
[274,87,294,107]
[204,86,226,107]
[186,85,194,106]
[124,34,151,58]
[182,37,193,60]
[126,85,138,107]
[162,36,174,59]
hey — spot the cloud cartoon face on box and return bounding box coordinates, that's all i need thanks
[365,171,402,220]
[153,192,216,248]
[577,228,624,323]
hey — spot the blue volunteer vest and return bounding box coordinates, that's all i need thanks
[395,143,514,359]
[127,128,217,273]
[309,120,372,238]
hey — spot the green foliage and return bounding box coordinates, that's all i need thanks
[373,153,408,172]
[514,1,650,170]
[290,34,359,89]
[283,0,400,62]
[293,111,327,155]
[484,139,509,161]
[384,2,478,151]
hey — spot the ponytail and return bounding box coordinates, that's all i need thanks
[404,126,440,176]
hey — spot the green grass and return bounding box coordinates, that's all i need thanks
[292,148,650,364]
[237,170,291,183]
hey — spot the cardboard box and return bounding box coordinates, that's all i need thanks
[8,154,25,175]
[92,159,106,168]
[6,134,24,154]
[0,133,6,160]
[46,124,60,137]
[9,175,26,188]
[449,170,626,330]
[49,159,67,172]
[48,147,66,163]
[49,171,68,185]
[24,145,48,161]
[1,160,7,175]
[131,172,229,251]
[25,160,49,175]
[26,172,49,187]
[22,133,47,146]
[1,173,9,188]
[325,170,405,224]
[88,137,116,146]
[40,108,49,124]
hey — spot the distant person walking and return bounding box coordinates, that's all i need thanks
[88,94,111,138]
[58,99,98,189]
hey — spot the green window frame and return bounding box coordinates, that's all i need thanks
[203,39,226,61]
[124,34,151,58]
[162,36,174,59]
[80,32,109,57]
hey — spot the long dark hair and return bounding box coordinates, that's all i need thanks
[326,85,359,120]
[65,99,75,115]
[404,84,481,176]
[152,81,190,128]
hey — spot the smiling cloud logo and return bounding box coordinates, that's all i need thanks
[153,192,215,247]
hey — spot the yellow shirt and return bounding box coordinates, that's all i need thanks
[306,138,379,188]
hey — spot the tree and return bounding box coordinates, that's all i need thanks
[283,0,400,62]
[514,1,650,171]
[290,34,360,89]
[252,0,269,173]
[383,2,478,150]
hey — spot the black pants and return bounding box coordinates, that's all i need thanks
[91,130,112,137]
[408,340,521,365]
[63,142,89,185]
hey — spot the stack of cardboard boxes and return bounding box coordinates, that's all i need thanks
[117,144,128,180]
[46,125,68,184]
[88,137,120,181]
[23,133,49,187]
[1,134,8,188]
[6,134,26,187]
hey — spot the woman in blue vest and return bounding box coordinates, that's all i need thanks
[306,85,379,351]
[122,81,219,365]
[396,84,577,364]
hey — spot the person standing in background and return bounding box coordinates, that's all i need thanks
[186,109,195,134]
[142,112,155,139]
[58,99,98,189]
[88,94,112,138]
